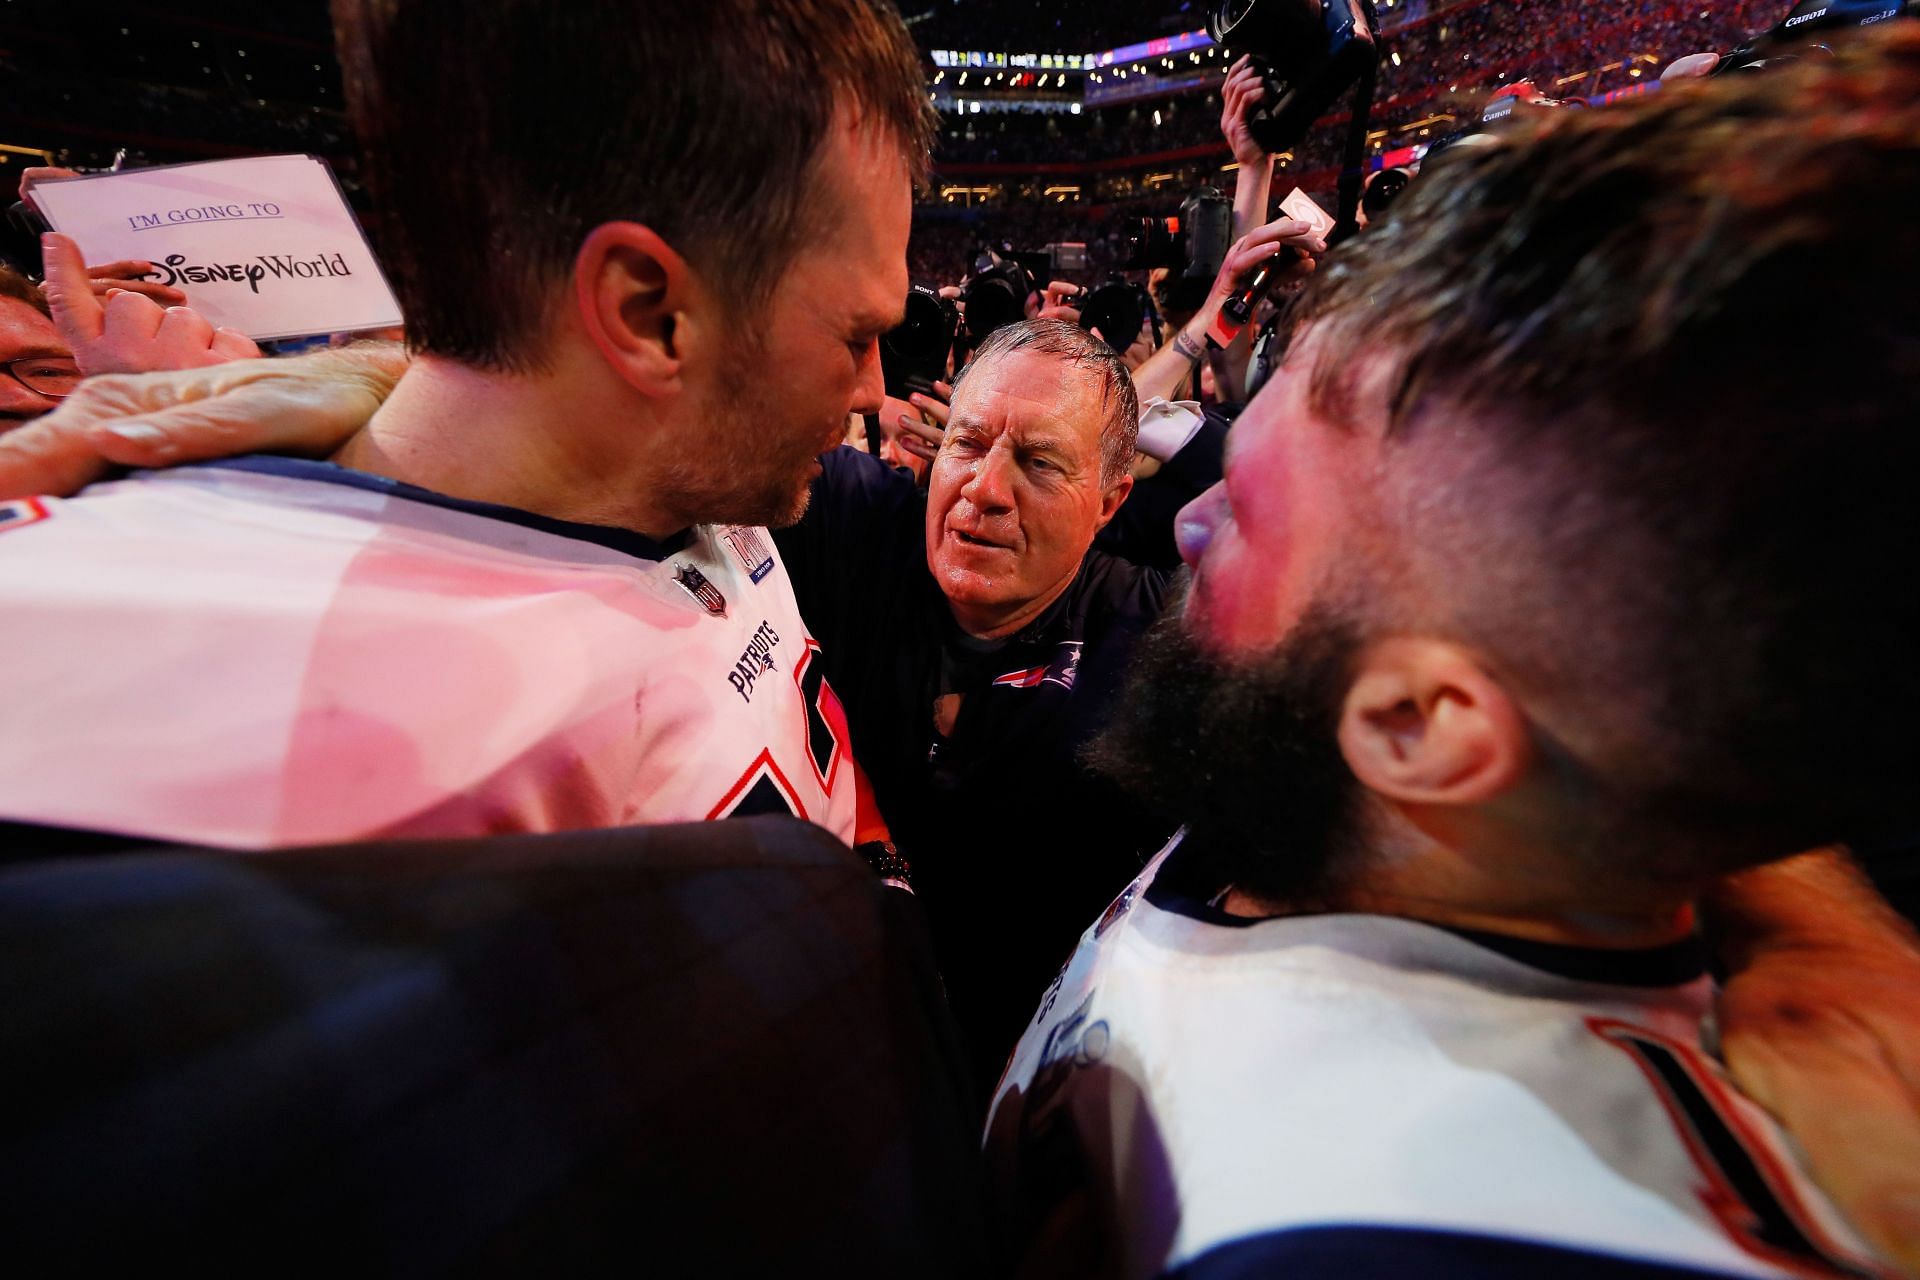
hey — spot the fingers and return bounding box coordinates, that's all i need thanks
[87,394,302,469]
[895,417,941,463]
[1662,51,1720,82]
[82,260,187,305]
[908,388,950,429]
[0,405,115,498]
[1216,218,1328,294]
[209,327,262,361]
[1246,215,1326,256]
[158,304,216,352]
[38,232,106,347]
[1724,1019,1920,1273]
[19,166,79,216]
[98,285,168,355]
[88,277,188,306]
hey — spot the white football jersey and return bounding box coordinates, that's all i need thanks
[987,836,1886,1280]
[0,458,857,848]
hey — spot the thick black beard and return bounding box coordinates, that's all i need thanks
[1085,594,1368,910]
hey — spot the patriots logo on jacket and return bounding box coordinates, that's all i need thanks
[993,641,1084,692]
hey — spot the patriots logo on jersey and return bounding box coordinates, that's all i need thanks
[722,526,776,584]
[994,642,1084,692]
[1044,641,1083,691]
[0,497,50,533]
[673,562,728,616]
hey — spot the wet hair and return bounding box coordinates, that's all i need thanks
[954,318,1140,486]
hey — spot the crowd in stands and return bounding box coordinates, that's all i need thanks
[937,0,1790,169]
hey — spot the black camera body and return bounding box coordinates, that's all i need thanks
[1123,187,1234,283]
[880,284,959,400]
[1717,0,1917,74]
[1207,0,1382,156]
[957,247,1039,355]
[1076,275,1161,353]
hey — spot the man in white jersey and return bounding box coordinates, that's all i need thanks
[0,0,934,848]
[988,28,1920,1279]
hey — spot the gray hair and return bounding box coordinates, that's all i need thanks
[953,318,1139,486]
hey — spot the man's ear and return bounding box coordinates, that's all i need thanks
[1337,637,1532,810]
[573,221,699,398]
[1094,472,1134,530]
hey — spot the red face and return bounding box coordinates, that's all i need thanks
[0,298,73,428]
[1174,329,1379,661]
[685,117,912,527]
[923,349,1130,638]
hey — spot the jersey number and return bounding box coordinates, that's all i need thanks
[707,639,846,822]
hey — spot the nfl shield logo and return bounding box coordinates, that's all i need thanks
[673,563,728,616]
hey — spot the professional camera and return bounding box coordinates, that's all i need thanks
[1074,275,1161,353]
[1122,187,1234,282]
[1207,0,1381,154]
[1358,130,1489,222]
[958,245,1039,354]
[1717,0,1918,74]
[1360,166,1414,221]
[880,284,959,400]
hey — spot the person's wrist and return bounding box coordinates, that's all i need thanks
[1172,327,1207,365]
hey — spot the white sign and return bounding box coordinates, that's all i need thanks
[1280,187,1337,241]
[32,154,403,341]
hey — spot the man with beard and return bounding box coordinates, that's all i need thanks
[987,27,1920,1279]
[0,0,934,848]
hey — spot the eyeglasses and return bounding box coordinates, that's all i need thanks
[3,355,82,400]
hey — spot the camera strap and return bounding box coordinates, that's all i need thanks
[1332,14,1379,244]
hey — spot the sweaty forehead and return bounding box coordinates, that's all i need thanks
[952,350,1103,440]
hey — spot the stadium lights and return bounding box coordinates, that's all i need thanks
[1392,51,1402,67]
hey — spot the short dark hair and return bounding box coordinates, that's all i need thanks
[954,318,1139,486]
[0,263,50,319]
[1292,25,1920,853]
[332,0,935,372]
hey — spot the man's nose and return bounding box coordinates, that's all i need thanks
[0,380,55,422]
[1175,483,1229,569]
[960,440,1017,513]
[849,337,885,417]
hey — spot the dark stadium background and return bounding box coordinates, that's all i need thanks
[0,1,1790,288]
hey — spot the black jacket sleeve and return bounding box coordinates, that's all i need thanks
[1092,406,1232,572]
